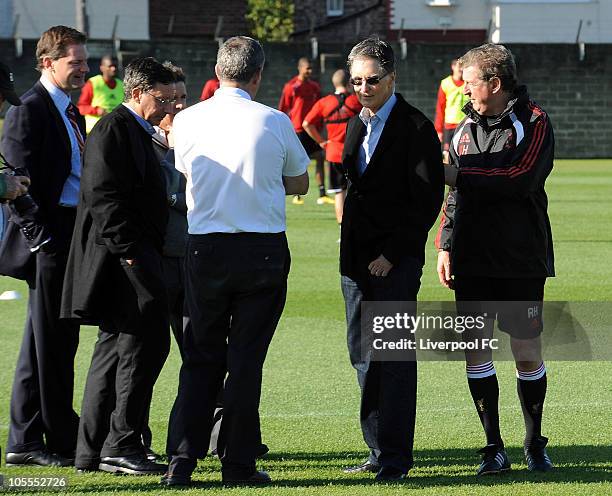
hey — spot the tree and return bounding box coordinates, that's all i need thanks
[247,0,294,42]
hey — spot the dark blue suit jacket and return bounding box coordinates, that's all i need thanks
[0,80,85,279]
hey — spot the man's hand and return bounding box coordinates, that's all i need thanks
[442,150,450,165]
[96,107,108,116]
[2,174,30,200]
[437,250,453,289]
[368,254,393,277]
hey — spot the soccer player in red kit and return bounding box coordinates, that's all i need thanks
[279,57,332,205]
[200,76,220,101]
[303,69,361,227]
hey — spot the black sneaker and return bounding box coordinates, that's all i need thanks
[525,436,553,472]
[476,444,511,476]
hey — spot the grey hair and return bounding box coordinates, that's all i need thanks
[216,36,265,83]
[123,57,175,101]
[347,37,395,74]
[459,43,518,92]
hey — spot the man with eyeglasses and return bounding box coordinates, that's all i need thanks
[340,37,444,481]
[436,43,555,476]
[62,57,176,475]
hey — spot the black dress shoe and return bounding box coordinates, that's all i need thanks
[160,472,191,487]
[375,466,407,481]
[6,450,72,467]
[343,460,381,474]
[223,469,271,485]
[98,455,167,475]
[256,443,270,458]
[144,446,160,462]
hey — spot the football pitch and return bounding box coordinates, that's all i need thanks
[0,159,610,495]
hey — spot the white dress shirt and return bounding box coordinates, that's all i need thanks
[173,87,309,234]
[357,93,397,176]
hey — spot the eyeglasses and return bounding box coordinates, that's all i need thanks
[146,92,176,105]
[349,72,390,87]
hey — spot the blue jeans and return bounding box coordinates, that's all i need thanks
[341,255,422,473]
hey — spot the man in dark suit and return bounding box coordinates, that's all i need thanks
[1,26,88,467]
[339,38,444,481]
[61,57,175,475]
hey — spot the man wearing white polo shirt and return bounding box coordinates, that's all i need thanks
[163,36,309,487]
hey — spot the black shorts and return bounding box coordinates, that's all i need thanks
[327,162,347,194]
[454,276,546,339]
[297,131,321,156]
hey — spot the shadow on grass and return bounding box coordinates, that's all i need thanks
[22,444,608,493]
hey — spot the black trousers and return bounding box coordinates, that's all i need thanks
[161,256,187,356]
[7,208,79,456]
[341,255,422,473]
[75,248,170,469]
[141,255,187,449]
[166,233,289,478]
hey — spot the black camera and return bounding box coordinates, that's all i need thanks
[6,167,37,215]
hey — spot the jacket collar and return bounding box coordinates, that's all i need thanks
[115,105,152,179]
[463,85,530,127]
[344,93,408,181]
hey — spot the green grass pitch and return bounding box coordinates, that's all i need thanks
[0,159,610,495]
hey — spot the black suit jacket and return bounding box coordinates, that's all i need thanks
[61,105,168,330]
[0,81,85,279]
[340,93,445,280]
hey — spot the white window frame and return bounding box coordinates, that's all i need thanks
[327,0,344,17]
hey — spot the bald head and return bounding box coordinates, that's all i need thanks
[332,69,348,89]
[297,57,312,81]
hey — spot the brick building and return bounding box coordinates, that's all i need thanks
[149,0,248,39]
[291,0,387,42]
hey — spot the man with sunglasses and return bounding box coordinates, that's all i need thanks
[436,43,555,476]
[340,37,444,481]
[62,57,175,475]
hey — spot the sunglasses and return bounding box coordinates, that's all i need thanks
[349,72,390,87]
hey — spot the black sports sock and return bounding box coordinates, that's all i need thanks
[319,184,326,197]
[467,374,503,447]
[517,365,547,448]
